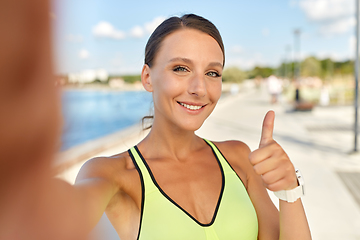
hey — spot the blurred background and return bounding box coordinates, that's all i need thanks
[51,0,360,239]
[52,0,356,150]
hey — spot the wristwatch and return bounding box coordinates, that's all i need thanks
[274,169,304,203]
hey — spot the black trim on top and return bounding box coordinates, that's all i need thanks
[127,149,145,240]
[206,140,247,188]
[134,144,225,227]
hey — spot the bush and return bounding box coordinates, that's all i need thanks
[222,67,247,83]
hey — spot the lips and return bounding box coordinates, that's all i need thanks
[177,101,207,110]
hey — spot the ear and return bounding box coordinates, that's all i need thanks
[141,64,153,92]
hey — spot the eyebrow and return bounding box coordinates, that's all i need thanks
[168,57,223,69]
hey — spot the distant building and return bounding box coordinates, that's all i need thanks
[68,69,109,84]
[109,78,125,88]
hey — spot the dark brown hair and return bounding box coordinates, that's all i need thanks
[145,14,225,68]
[142,14,225,130]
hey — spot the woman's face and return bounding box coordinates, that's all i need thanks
[143,28,223,132]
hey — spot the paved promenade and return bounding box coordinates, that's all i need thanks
[59,85,360,240]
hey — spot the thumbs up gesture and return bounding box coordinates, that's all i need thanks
[249,111,298,192]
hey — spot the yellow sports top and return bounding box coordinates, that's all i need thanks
[128,139,258,240]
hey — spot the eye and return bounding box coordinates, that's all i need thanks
[173,66,189,73]
[206,71,221,78]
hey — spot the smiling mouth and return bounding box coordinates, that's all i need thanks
[177,101,206,110]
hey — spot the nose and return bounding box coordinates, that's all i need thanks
[188,73,206,97]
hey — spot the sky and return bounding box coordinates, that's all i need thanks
[52,0,357,75]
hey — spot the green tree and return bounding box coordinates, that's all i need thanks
[222,67,247,82]
[248,66,274,79]
[277,62,294,79]
[334,60,354,75]
[301,56,321,77]
[121,75,141,83]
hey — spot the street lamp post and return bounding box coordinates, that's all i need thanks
[354,0,359,152]
[294,29,301,81]
[285,45,291,80]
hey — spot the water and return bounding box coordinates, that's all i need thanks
[61,89,152,151]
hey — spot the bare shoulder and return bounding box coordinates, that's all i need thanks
[213,140,251,158]
[211,140,253,188]
[76,150,137,188]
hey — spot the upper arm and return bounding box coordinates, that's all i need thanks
[215,140,280,240]
[73,157,122,229]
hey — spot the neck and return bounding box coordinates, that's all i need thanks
[138,119,204,161]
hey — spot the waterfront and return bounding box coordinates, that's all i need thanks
[59,86,360,240]
[60,89,152,151]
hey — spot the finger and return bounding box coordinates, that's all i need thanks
[264,177,288,192]
[264,169,298,191]
[266,177,297,192]
[261,167,285,185]
[252,155,279,176]
[249,145,274,167]
[259,110,275,148]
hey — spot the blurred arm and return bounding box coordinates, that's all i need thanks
[0,0,118,239]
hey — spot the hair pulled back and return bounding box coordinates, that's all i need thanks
[144,14,225,68]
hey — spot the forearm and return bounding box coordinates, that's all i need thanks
[44,178,113,233]
[279,199,311,240]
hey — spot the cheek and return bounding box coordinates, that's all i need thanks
[153,74,183,100]
[208,81,222,102]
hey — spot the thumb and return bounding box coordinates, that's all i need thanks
[259,110,275,148]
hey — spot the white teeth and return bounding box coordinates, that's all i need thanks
[179,102,202,110]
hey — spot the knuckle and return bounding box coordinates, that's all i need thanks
[273,144,283,152]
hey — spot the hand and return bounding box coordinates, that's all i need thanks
[249,110,297,191]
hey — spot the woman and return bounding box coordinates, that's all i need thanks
[76,14,311,240]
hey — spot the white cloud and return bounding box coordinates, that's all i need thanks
[92,16,166,40]
[92,21,126,39]
[307,50,351,61]
[262,28,270,36]
[78,49,89,59]
[66,34,83,43]
[299,0,354,21]
[130,26,145,38]
[298,0,355,35]
[319,17,355,35]
[144,16,166,34]
[226,53,269,70]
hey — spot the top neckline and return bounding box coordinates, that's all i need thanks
[133,140,225,227]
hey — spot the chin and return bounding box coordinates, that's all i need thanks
[178,120,205,132]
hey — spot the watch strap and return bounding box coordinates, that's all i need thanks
[274,169,304,203]
[274,185,304,203]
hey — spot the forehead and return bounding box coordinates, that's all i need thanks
[154,28,224,66]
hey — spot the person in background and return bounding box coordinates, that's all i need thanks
[267,75,283,104]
